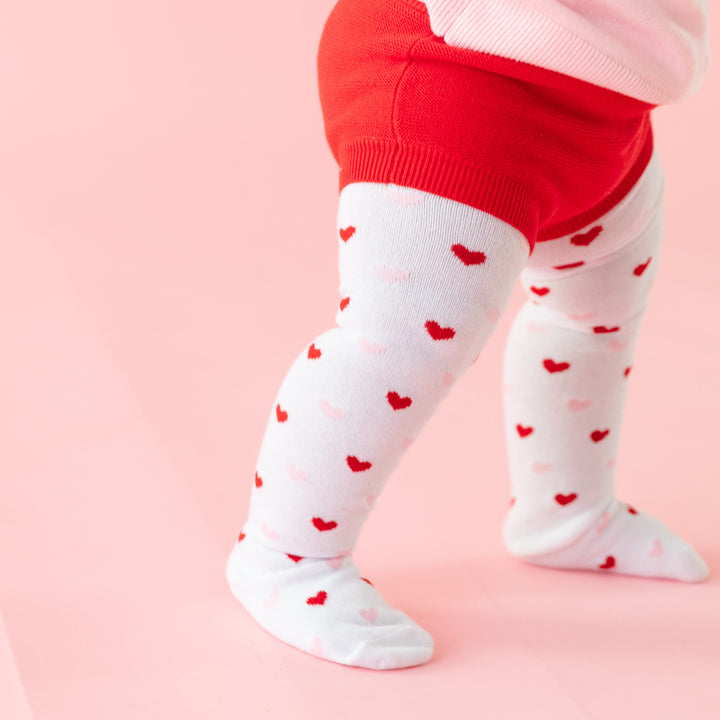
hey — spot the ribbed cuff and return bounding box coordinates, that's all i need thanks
[338,128,653,247]
[339,137,539,248]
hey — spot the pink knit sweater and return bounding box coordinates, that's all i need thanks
[420,0,710,104]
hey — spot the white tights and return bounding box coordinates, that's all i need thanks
[226,152,707,670]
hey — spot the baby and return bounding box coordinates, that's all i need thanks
[225,0,711,670]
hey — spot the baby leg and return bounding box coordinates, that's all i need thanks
[226,183,529,669]
[501,153,708,582]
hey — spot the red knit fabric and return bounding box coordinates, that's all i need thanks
[317,0,656,250]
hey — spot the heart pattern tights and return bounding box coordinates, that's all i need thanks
[226,152,708,670]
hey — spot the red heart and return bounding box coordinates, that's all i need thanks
[339,297,350,311]
[238,532,246,542]
[307,343,322,359]
[633,258,652,276]
[425,320,456,340]
[555,493,578,506]
[516,424,534,438]
[627,505,638,515]
[530,286,550,296]
[255,472,263,488]
[593,325,620,334]
[339,226,356,242]
[287,554,304,563]
[306,590,328,605]
[599,556,616,569]
[590,429,610,442]
[312,517,338,532]
[571,225,603,246]
[276,404,288,422]
[543,358,571,373]
[451,243,486,265]
[387,391,412,410]
[553,261,585,270]
[347,455,372,472]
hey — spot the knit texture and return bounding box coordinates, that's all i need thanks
[420,0,710,105]
[227,156,707,670]
[228,183,529,670]
[318,0,655,250]
[501,151,708,581]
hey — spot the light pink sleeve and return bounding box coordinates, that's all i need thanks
[420,0,710,104]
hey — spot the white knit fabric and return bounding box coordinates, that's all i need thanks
[227,184,529,670]
[419,0,710,104]
[226,154,707,670]
[502,151,708,581]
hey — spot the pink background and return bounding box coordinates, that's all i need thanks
[1,2,718,718]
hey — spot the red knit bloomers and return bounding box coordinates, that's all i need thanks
[317,0,655,252]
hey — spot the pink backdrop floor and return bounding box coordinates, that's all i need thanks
[2,2,719,718]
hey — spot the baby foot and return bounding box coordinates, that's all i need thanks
[503,497,709,582]
[225,532,434,670]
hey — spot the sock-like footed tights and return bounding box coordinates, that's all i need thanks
[227,156,708,671]
[502,152,708,583]
[227,182,529,669]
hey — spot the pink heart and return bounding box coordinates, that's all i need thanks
[325,556,345,570]
[376,655,395,669]
[443,372,456,387]
[261,523,279,540]
[650,539,664,557]
[568,312,597,321]
[287,462,309,482]
[609,339,628,352]
[319,399,345,419]
[263,588,280,608]
[387,185,426,206]
[532,461,553,474]
[596,511,611,534]
[526,322,547,334]
[568,398,592,411]
[376,265,410,283]
[358,337,386,355]
[360,607,379,623]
